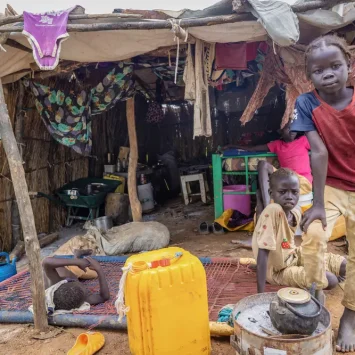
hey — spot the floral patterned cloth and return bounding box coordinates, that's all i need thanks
[91,63,135,115]
[25,63,135,155]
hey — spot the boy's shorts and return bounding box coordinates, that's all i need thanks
[65,265,98,280]
[269,247,345,289]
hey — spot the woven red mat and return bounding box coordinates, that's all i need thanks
[0,260,281,321]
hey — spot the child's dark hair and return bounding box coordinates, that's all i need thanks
[269,168,298,188]
[53,282,85,311]
[305,34,351,76]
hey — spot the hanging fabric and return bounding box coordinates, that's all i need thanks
[183,43,196,101]
[24,80,92,155]
[194,39,212,138]
[25,63,135,155]
[146,101,164,124]
[215,43,248,70]
[22,8,74,70]
[91,62,135,115]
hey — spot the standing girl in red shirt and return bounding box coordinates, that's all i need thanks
[291,34,355,353]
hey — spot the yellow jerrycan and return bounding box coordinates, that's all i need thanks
[123,247,211,355]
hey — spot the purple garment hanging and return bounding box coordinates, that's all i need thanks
[22,9,73,70]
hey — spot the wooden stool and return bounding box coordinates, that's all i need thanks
[180,173,209,205]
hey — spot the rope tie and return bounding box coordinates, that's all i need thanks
[272,41,277,55]
[114,263,132,323]
[168,19,189,84]
[168,50,172,67]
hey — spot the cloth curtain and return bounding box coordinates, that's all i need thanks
[25,63,135,155]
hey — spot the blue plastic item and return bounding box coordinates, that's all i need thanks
[0,252,17,282]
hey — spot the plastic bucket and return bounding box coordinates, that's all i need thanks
[223,185,251,216]
[138,183,155,213]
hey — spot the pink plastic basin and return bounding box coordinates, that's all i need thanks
[223,185,251,216]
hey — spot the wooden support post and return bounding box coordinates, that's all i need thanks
[126,97,142,222]
[0,79,48,331]
[11,81,25,248]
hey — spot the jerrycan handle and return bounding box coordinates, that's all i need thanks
[0,252,10,264]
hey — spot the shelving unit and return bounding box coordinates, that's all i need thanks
[212,152,277,219]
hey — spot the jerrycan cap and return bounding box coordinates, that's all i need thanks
[150,259,171,268]
[277,287,311,304]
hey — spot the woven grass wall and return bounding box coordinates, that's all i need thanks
[0,84,88,252]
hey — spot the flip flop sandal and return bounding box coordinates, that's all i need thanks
[199,222,210,235]
[67,332,105,355]
[212,222,225,235]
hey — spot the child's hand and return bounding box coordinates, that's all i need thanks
[84,256,102,272]
[76,258,90,272]
[300,205,327,232]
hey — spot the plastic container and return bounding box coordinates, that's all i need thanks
[93,216,113,232]
[0,252,17,283]
[223,185,251,216]
[125,247,211,355]
[329,216,346,241]
[104,174,125,194]
[104,165,115,173]
[137,183,154,213]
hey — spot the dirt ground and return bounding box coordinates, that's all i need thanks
[0,201,351,354]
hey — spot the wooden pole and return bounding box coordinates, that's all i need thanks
[0,1,352,33]
[11,81,25,248]
[126,97,142,222]
[0,79,48,331]
[0,14,255,33]
[0,12,143,26]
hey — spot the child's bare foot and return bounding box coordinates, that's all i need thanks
[324,271,339,290]
[336,308,355,352]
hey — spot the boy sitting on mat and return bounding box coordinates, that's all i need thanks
[253,168,346,296]
[40,252,110,313]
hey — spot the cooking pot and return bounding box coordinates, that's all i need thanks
[269,287,322,335]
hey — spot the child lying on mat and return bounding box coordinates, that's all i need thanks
[253,168,346,295]
[41,252,110,313]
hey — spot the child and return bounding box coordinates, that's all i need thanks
[42,253,110,312]
[253,168,346,296]
[224,122,312,219]
[290,34,355,352]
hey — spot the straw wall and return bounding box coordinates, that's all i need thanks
[0,84,88,252]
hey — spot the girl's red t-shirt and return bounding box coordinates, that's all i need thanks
[291,89,355,191]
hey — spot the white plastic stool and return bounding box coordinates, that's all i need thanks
[180,173,209,205]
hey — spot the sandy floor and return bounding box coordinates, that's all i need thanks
[0,201,350,354]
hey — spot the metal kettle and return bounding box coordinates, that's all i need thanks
[269,287,322,335]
